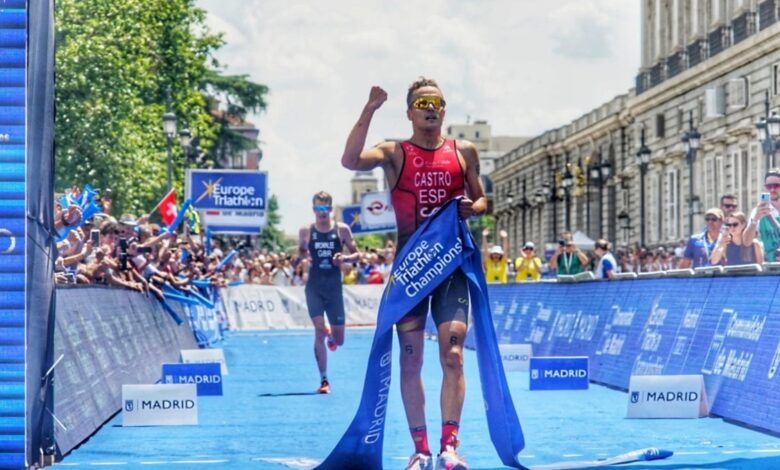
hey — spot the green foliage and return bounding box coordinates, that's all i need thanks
[469,214,495,244]
[54,0,269,216]
[257,195,290,252]
[202,71,269,168]
[354,233,386,251]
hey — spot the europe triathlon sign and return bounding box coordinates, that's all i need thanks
[186,169,268,234]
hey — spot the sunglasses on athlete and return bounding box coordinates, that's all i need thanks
[313,205,332,213]
[410,96,446,110]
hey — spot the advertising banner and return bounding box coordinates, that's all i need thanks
[627,374,708,418]
[359,191,395,229]
[186,169,267,234]
[499,344,533,372]
[180,348,229,376]
[222,285,381,330]
[121,384,198,426]
[529,356,589,390]
[162,362,223,396]
[469,276,780,434]
[341,204,395,235]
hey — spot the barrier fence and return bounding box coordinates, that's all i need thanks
[49,276,780,459]
[471,276,780,436]
[53,287,198,457]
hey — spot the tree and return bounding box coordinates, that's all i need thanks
[469,215,495,246]
[257,195,289,252]
[54,0,269,217]
[201,71,269,169]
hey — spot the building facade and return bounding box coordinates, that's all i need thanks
[492,0,780,258]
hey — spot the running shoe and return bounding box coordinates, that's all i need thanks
[324,326,337,352]
[317,379,330,394]
[436,446,468,470]
[404,452,432,470]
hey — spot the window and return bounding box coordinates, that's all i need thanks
[703,155,726,209]
[475,131,480,139]
[726,77,749,111]
[656,113,666,138]
[774,63,780,96]
[665,168,680,240]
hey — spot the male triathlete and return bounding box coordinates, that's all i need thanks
[342,77,487,470]
[298,191,360,394]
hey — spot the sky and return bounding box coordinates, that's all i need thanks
[196,0,641,236]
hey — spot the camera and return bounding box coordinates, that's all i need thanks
[136,246,153,254]
[760,192,770,204]
[558,240,566,246]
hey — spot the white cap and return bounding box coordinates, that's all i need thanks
[489,245,504,255]
[523,241,535,250]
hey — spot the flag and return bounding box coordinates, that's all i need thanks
[156,189,178,226]
[186,207,201,234]
[167,198,192,233]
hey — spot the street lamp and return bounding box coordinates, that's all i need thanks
[756,90,780,170]
[562,166,573,231]
[590,156,611,238]
[682,111,701,235]
[162,110,177,192]
[637,127,651,247]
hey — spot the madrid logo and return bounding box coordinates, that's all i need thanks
[631,391,640,404]
[124,400,134,412]
[531,369,539,380]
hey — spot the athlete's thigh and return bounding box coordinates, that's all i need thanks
[305,285,326,319]
[323,285,346,326]
[430,270,469,328]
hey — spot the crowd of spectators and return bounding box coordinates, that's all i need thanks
[54,186,232,299]
[222,241,397,287]
[481,190,777,283]
[57,176,780,289]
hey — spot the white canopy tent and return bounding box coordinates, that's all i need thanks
[572,230,596,251]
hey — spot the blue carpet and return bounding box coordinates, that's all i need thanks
[60,330,779,469]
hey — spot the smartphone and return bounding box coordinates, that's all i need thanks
[558,240,566,246]
[90,229,100,245]
[136,246,153,254]
[760,192,770,204]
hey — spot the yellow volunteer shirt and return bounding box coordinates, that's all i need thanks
[484,258,508,284]
[514,256,542,282]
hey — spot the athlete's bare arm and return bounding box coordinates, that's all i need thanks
[456,140,488,219]
[335,222,361,264]
[298,225,310,259]
[342,86,396,173]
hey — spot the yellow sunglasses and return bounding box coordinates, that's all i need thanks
[411,96,446,110]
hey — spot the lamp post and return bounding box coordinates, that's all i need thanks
[756,90,780,170]
[534,189,544,246]
[590,155,611,239]
[504,191,514,250]
[162,109,177,192]
[682,111,701,235]
[562,166,573,231]
[637,127,651,247]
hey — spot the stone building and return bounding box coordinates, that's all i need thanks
[492,0,780,257]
